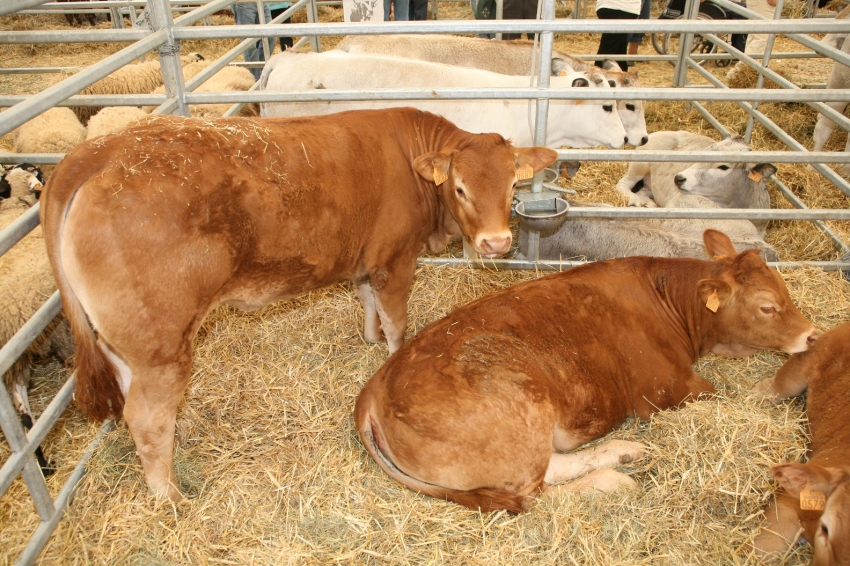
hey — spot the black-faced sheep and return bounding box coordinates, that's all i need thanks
[13,107,87,155]
[0,164,75,476]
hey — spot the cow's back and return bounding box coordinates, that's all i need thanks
[48,112,437,306]
[336,34,580,76]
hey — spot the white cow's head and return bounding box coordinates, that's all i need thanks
[673,137,776,210]
[548,70,627,150]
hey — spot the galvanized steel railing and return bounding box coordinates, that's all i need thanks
[2,0,850,562]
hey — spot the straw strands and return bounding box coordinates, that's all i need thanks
[2,5,850,565]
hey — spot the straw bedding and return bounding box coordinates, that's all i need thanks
[1,5,850,565]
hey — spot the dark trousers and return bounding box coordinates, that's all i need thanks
[409,0,428,20]
[269,7,293,51]
[501,0,539,41]
[595,8,639,70]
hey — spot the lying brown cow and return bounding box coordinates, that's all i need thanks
[752,322,850,565]
[355,230,818,513]
[41,108,557,501]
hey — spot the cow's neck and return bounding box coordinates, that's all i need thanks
[645,257,713,363]
[409,115,469,248]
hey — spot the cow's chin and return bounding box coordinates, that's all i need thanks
[479,252,503,259]
[711,342,760,358]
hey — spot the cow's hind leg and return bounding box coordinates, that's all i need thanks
[122,358,193,501]
[544,439,645,485]
[355,281,383,344]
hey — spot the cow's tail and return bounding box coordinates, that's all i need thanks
[354,387,533,514]
[41,169,123,422]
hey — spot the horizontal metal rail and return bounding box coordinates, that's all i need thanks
[6,150,850,165]
[421,257,850,271]
[0,30,166,135]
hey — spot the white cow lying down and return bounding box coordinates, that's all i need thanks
[516,195,779,262]
[518,130,778,261]
[335,34,648,147]
[614,131,776,235]
[259,50,627,150]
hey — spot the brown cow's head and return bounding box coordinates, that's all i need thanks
[697,229,817,357]
[414,136,557,258]
[770,463,850,566]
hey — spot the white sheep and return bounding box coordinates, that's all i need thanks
[85,106,150,140]
[53,53,205,124]
[144,62,258,117]
[13,107,87,155]
[0,164,74,476]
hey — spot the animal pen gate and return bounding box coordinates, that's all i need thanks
[1,0,850,562]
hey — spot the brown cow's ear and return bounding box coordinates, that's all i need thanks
[515,147,558,177]
[697,279,731,312]
[413,151,455,186]
[770,463,844,500]
[703,229,737,259]
[748,162,777,182]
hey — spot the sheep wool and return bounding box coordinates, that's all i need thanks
[0,166,74,423]
[13,107,87,155]
[54,53,205,124]
[144,63,259,117]
[85,106,150,140]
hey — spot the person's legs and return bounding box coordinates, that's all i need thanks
[269,6,293,51]
[410,0,428,20]
[627,0,650,55]
[393,0,410,20]
[727,0,774,80]
[232,3,271,80]
[596,8,638,70]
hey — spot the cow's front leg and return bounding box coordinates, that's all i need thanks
[355,281,383,344]
[615,162,651,204]
[370,261,416,354]
[751,495,804,559]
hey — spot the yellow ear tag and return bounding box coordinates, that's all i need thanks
[706,290,720,313]
[800,489,826,511]
[749,170,763,183]
[516,164,534,180]
[433,167,448,186]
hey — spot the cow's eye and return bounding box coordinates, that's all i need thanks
[626,104,636,111]
[718,165,730,171]
[760,306,777,315]
[821,524,829,538]
[603,104,613,113]
[456,188,465,198]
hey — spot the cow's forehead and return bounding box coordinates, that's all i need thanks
[453,136,517,181]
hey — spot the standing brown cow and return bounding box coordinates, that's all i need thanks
[355,230,818,513]
[752,322,850,565]
[41,108,557,501]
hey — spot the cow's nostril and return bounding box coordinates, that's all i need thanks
[641,136,649,146]
[808,332,819,345]
[624,136,629,145]
[675,174,685,187]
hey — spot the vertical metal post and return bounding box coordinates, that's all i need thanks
[495,0,504,41]
[255,0,273,65]
[524,0,556,262]
[745,0,784,142]
[307,0,321,52]
[110,7,125,29]
[673,0,699,87]
[147,0,190,117]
